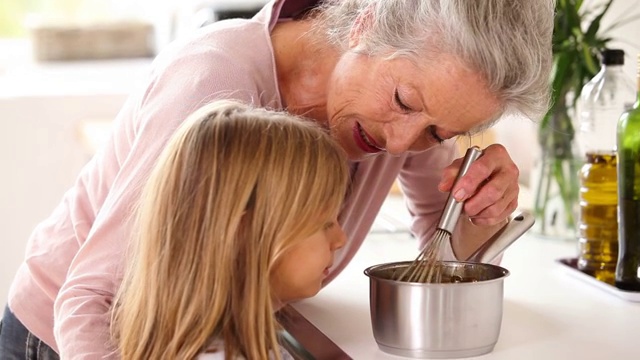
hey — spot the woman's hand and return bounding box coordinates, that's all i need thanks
[438,144,519,226]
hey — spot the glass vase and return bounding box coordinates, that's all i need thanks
[531,109,581,240]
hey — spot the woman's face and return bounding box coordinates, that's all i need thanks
[271,218,346,304]
[326,52,502,161]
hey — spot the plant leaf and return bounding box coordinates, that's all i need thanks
[585,0,614,40]
[581,42,599,75]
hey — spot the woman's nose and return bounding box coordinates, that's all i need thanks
[382,119,432,155]
[331,224,347,250]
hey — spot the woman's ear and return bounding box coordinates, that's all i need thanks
[349,6,375,49]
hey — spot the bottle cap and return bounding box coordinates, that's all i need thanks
[601,49,625,65]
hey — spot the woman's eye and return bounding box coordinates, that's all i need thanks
[394,89,412,112]
[428,125,445,144]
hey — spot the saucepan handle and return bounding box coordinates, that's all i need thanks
[464,210,535,264]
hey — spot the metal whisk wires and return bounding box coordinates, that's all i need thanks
[396,146,483,283]
[399,229,450,283]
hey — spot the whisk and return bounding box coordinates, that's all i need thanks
[397,146,484,283]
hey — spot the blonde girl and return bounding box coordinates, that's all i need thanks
[110,100,350,359]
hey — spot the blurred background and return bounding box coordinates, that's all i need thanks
[1,0,639,304]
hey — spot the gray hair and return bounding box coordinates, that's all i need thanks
[312,0,555,121]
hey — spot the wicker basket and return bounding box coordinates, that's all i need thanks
[29,20,155,62]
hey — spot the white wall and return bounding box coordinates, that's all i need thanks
[601,0,640,78]
[0,94,129,305]
[0,55,150,305]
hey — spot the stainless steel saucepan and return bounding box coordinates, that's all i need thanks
[363,210,535,359]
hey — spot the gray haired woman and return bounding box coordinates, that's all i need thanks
[0,0,554,358]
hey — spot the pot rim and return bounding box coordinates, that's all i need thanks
[363,260,510,286]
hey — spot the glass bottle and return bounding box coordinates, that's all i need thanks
[578,49,636,155]
[615,54,640,291]
[577,152,618,284]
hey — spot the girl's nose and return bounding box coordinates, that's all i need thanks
[331,224,347,250]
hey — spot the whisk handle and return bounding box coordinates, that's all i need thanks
[437,146,483,233]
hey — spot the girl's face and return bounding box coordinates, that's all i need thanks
[271,218,346,304]
[325,52,502,161]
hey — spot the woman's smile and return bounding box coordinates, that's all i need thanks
[353,122,384,153]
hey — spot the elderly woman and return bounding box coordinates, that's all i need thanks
[0,0,553,358]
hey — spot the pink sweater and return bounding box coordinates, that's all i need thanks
[8,0,457,357]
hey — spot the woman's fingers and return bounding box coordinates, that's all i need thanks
[467,189,519,226]
[439,144,520,225]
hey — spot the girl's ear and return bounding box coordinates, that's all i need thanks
[348,6,375,49]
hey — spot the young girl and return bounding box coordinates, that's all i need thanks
[110,100,350,359]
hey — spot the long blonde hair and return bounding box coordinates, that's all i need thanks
[111,100,349,359]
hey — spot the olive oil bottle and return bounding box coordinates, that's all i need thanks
[615,55,640,291]
[578,152,618,284]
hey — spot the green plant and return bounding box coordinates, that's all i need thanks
[534,0,640,236]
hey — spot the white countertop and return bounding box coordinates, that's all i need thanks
[292,227,640,360]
